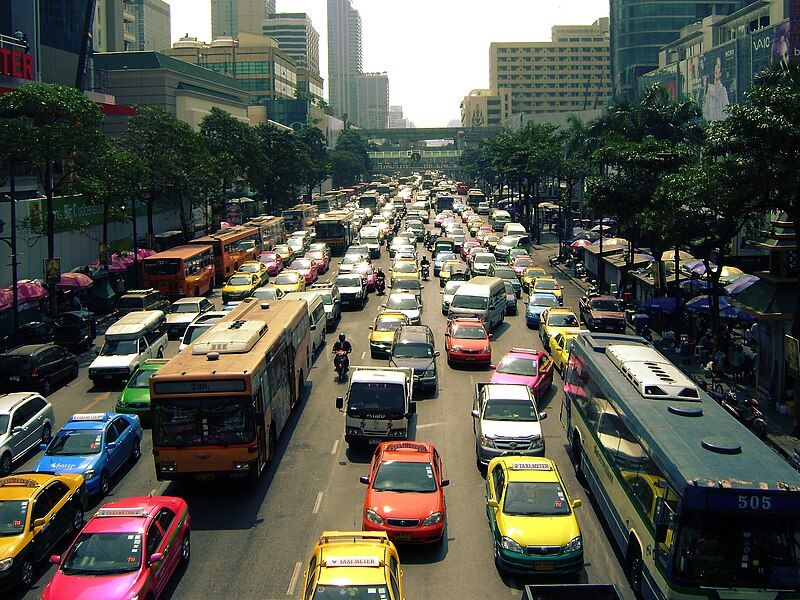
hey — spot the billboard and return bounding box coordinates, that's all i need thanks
[639,65,679,99]
[698,41,737,122]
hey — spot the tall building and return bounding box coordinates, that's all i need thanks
[489,18,612,116]
[263,13,320,75]
[93,0,137,53]
[356,72,389,129]
[327,0,362,121]
[609,0,751,99]
[460,89,508,128]
[129,0,171,52]
[389,105,413,128]
[211,0,274,38]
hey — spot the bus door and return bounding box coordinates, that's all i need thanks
[254,383,267,473]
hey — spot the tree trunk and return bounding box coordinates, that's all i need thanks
[705,258,722,355]
[102,200,109,268]
[790,205,800,435]
[146,196,155,237]
[44,162,56,315]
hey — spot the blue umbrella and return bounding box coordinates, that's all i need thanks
[724,274,759,296]
[680,279,712,292]
[719,305,756,323]
[642,296,682,313]
[685,295,732,312]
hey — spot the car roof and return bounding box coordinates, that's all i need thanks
[83,496,181,535]
[396,325,431,343]
[497,457,561,484]
[0,473,70,500]
[316,533,391,586]
[3,344,52,356]
[547,307,576,315]
[171,297,204,305]
[505,347,546,359]
[0,392,45,412]
[378,441,435,463]
[376,312,408,322]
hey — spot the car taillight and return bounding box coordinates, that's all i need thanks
[31,368,40,379]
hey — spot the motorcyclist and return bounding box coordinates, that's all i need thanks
[420,256,431,279]
[375,268,386,290]
[333,333,352,355]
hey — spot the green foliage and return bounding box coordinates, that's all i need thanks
[199,107,260,190]
[296,125,330,197]
[334,129,371,179]
[252,124,308,212]
[331,150,364,188]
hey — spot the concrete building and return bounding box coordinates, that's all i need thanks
[388,105,413,128]
[297,68,324,101]
[327,0,362,121]
[460,88,509,128]
[211,0,275,38]
[609,0,751,99]
[489,17,612,116]
[263,12,320,75]
[93,0,137,54]
[166,32,298,104]
[129,0,171,52]
[356,72,389,129]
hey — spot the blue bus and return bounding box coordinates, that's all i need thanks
[561,332,800,599]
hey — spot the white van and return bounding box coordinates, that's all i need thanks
[503,222,529,244]
[358,226,382,259]
[489,209,512,232]
[447,276,506,330]
[89,310,167,385]
[283,292,327,356]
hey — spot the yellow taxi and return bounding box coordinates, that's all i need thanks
[538,307,580,348]
[439,259,464,288]
[531,276,563,304]
[521,267,548,293]
[484,234,500,251]
[548,327,588,374]
[369,311,410,358]
[0,473,86,592]
[485,457,583,575]
[390,259,420,284]
[221,272,261,303]
[273,244,295,264]
[235,261,270,285]
[300,531,405,599]
[273,270,306,293]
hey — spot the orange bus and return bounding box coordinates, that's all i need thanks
[150,298,312,481]
[245,215,285,250]
[190,226,261,285]
[141,245,215,298]
[282,203,318,234]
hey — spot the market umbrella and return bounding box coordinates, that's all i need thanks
[636,253,656,262]
[0,280,49,311]
[662,250,694,262]
[718,266,746,284]
[571,239,592,249]
[724,274,759,295]
[685,295,732,312]
[719,305,756,323]
[642,296,682,313]
[680,279,712,293]
[591,224,613,232]
[56,272,93,291]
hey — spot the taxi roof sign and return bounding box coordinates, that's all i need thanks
[325,556,380,567]
[0,476,40,487]
[512,461,553,471]
[70,412,109,422]
[96,508,149,518]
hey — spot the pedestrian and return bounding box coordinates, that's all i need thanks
[728,344,745,380]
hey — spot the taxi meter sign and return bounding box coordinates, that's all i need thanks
[512,461,552,471]
[325,556,380,567]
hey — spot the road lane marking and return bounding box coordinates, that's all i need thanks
[77,392,110,414]
[312,492,324,515]
[286,561,302,596]
[416,422,442,429]
[331,439,339,454]
[360,351,366,360]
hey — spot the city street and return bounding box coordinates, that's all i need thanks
[11,215,634,600]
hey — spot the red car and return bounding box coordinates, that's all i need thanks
[258,251,284,276]
[351,262,377,290]
[444,317,492,365]
[460,238,482,261]
[43,496,190,600]
[489,347,554,400]
[289,258,319,284]
[361,441,449,544]
[305,249,330,274]
[510,255,536,277]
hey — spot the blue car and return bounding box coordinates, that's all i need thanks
[35,412,143,497]
[525,292,560,328]
[433,251,458,277]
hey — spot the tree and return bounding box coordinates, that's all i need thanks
[331,150,364,188]
[333,129,371,180]
[459,144,495,192]
[252,124,307,212]
[297,125,330,199]
[555,116,595,258]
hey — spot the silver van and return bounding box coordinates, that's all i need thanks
[447,276,506,330]
[283,292,327,356]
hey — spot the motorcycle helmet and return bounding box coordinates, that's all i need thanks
[339,333,346,342]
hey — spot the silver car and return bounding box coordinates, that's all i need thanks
[0,392,55,476]
[164,297,214,340]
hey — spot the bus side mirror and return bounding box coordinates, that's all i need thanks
[335,397,344,410]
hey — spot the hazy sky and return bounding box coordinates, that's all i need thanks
[167,0,609,127]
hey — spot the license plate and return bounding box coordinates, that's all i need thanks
[195,473,215,481]
[9,376,19,382]
[368,438,383,445]
[533,561,553,571]
[393,533,412,541]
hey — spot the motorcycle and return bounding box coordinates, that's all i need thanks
[421,263,430,281]
[375,277,386,295]
[334,349,350,382]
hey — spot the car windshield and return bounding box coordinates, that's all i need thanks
[483,399,538,421]
[287,239,303,250]
[259,253,277,262]
[347,382,406,417]
[275,274,299,285]
[337,277,362,288]
[548,313,578,327]
[375,317,405,332]
[386,297,418,311]
[452,325,486,339]
[514,258,534,267]
[274,246,290,254]
[312,586,391,599]
[171,303,200,313]
[592,299,621,311]
[444,282,464,295]
[153,396,253,446]
[536,279,559,291]
[435,253,456,262]
[117,297,144,309]
[183,324,210,345]
[393,279,420,291]
[475,255,495,264]
[253,289,279,300]
[62,533,142,575]
[307,252,323,260]
[101,339,139,356]
[373,460,437,493]
[0,500,27,536]
[393,343,433,359]
[497,355,540,376]
[451,295,487,310]
[529,294,559,307]
[127,368,154,389]
[503,481,571,516]
[494,268,517,279]
[393,262,417,273]
[352,264,371,274]
[318,292,333,305]
[46,431,102,455]
[227,276,252,286]
[237,264,260,273]
[504,282,515,295]
[291,260,312,270]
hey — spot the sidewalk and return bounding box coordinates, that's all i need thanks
[528,233,800,471]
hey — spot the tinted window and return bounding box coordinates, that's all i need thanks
[28,397,47,414]
[112,418,128,438]
[155,508,175,532]
[46,481,69,507]
[105,422,120,444]
[146,521,163,556]
[32,491,53,521]
[11,403,33,428]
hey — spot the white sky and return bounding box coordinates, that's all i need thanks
[167,0,609,127]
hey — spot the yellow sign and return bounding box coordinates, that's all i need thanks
[44,258,61,285]
[786,335,799,379]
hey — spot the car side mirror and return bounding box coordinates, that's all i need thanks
[95,349,100,355]
[434,351,440,357]
[571,499,582,509]
[335,396,344,410]
[49,555,61,565]
[40,443,48,451]
[471,409,480,419]
[487,333,493,340]
[441,479,450,487]
[489,364,496,370]
[310,324,316,331]
[487,499,499,509]
[106,441,117,450]
[539,411,548,420]
[359,476,369,485]
[149,552,164,565]
[33,518,46,529]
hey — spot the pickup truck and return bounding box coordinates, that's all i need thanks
[578,294,626,333]
[336,367,415,448]
[471,382,547,467]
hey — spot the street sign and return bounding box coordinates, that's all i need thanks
[44,258,61,285]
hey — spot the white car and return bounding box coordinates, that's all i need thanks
[339,254,369,274]
[441,280,465,314]
[0,392,55,476]
[164,297,214,340]
[383,292,422,325]
[179,311,227,351]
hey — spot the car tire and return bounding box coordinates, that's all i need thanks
[131,439,141,462]
[70,363,79,380]
[41,378,52,396]
[18,555,34,589]
[72,503,84,531]
[181,530,191,565]
[41,423,52,445]
[100,470,110,496]
[0,452,12,477]
[156,347,164,359]
[626,541,644,595]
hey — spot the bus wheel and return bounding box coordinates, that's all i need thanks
[295,370,304,407]
[626,540,643,596]
[267,426,277,465]
[571,433,582,476]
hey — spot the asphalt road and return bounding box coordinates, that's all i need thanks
[11,210,634,600]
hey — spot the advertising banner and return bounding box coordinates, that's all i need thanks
[791,0,800,62]
[698,41,737,122]
[639,64,679,99]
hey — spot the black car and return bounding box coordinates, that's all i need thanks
[116,288,170,317]
[0,344,79,395]
[389,325,439,393]
[53,310,97,350]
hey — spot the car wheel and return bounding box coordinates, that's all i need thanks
[100,471,110,496]
[41,423,52,445]
[131,439,141,462]
[181,530,191,564]
[626,542,644,595]
[0,452,11,477]
[72,503,84,531]
[19,555,34,589]
[41,378,52,396]
[70,363,79,380]
[156,347,164,359]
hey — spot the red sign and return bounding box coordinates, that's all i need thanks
[0,48,34,80]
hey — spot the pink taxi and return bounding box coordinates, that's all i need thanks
[489,347,554,401]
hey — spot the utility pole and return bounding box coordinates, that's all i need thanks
[1,158,20,334]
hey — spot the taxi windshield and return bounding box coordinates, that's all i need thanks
[503,481,571,516]
[127,368,154,389]
[0,500,28,536]
[312,585,390,599]
[497,355,539,376]
[227,276,252,287]
[452,325,486,339]
[47,431,102,455]
[393,262,417,273]
[373,461,436,493]
[275,274,299,285]
[62,532,142,575]
[548,313,578,327]
[375,317,405,332]
[536,279,559,291]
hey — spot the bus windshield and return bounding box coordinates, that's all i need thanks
[153,396,254,446]
[674,512,800,589]
[316,222,346,238]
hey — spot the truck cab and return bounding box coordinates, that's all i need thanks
[336,367,415,448]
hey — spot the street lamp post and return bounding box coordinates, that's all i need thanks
[120,197,139,287]
[0,158,19,334]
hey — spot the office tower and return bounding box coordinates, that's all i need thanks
[211,0,272,38]
[129,0,171,52]
[327,0,362,121]
[356,72,389,129]
[263,12,320,74]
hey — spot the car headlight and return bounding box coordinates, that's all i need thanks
[531,437,544,450]
[365,509,384,524]
[84,467,95,478]
[451,345,462,352]
[424,369,435,377]
[564,536,582,553]
[480,435,495,448]
[482,346,491,353]
[501,536,524,553]
[422,512,443,526]
[0,557,13,572]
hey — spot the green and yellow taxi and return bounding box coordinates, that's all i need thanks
[531,276,563,304]
[115,358,168,419]
[369,311,410,358]
[0,473,86,592]
[538,307,580,348]
[390,259,420,284]
[521,267,548,293]
[221,272,261,303]
[486,457,583,575]
[273,270,306,293]
[235,260,270,285]
[548,328,588,374]
[300,531,405,599]
[439,259,464,288]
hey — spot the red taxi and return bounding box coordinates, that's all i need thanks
[490,347,554,400]
[460,238,482,260]
[257,251,284,276]
[444,317,492,365]
[305,249,330,274]
[509,255,537,277]
[361,441,449,545]
[43,496,190,600]
[289,258,319,285]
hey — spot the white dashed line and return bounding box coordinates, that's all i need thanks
[286,561,302,596]
[331,439,340,454]
[360,351,366,359]
[312,491,324,515]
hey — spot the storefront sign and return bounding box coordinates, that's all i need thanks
[0,48,34,80]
